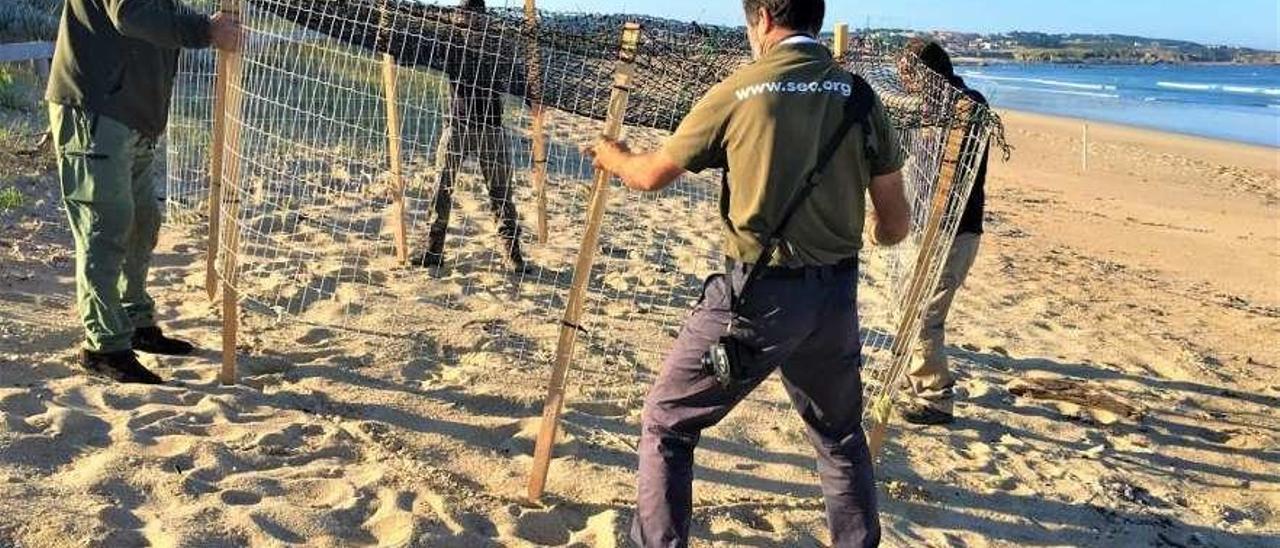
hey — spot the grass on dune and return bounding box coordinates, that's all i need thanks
[0,0,60,43]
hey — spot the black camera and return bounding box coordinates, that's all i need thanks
[701,334,746,390]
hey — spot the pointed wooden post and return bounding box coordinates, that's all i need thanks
[527,22,642,501]
[216,0,247,386]
[378,3,409,264]
[833,23,849,58]
[382,53,409,264]
[866,96,978,454]
[525,0,550,244]
[206,22,232,300]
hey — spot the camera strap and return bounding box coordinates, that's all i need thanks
[727,73,876,315]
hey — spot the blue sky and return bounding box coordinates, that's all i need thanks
[515,0,1279,50]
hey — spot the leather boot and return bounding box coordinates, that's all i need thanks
[132,326,196,356]
[80,349,164,384]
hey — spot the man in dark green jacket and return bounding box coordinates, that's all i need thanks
[46,0,239,384]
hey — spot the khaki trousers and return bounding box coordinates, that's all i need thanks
[907,232,981,414]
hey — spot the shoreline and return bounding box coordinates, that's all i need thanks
[955,57,1280,67]
[994,108,1280,152]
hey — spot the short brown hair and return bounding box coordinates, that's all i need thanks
[742,0,825,35]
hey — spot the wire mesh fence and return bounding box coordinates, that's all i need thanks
[164,0,1002,440]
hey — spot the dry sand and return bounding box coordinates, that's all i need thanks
[1,108,1277,547]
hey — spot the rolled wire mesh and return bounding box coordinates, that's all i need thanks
[843,40,999,426]
[166,1,1001,425]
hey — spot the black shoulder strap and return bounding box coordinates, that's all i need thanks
[849,74,878,162]
[730,74,875,312]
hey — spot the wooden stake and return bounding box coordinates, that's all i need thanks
[382,54,409,264]
[525,0,550,244]
[1082,122,1089,172]
[833,23,849,58]
[866,96,977,455]
[206,40,231,300]
[217,0,246,386]
[531,106,549,244]
[527,22,642,502]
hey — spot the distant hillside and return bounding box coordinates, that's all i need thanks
[856,29,1280,65]
[5,4,1275,66]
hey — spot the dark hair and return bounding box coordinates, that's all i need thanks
[906,38,963,86]
[742,0,825,35]
[459,0,485,11]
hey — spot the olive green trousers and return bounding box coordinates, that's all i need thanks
[49,104,161,352]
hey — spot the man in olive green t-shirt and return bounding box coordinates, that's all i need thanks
[46,0,239,384]
[584,1,911,546]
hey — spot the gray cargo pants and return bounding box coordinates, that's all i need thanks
[426,122,522,255]
[631,263,880,548]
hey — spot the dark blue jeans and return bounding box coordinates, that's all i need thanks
[631,264,880,547]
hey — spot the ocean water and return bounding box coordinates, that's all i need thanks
[956,64,1280,147]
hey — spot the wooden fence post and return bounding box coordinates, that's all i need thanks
[525,0,550,244]
[206,32,231,301]
[866,96,977,455]
[216,0,247,386]
[527,22,642,502]
[1082,122,1090,172]
[382,53,409,264]
[833,23,849,58]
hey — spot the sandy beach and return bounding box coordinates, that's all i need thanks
[0,103,1277,548]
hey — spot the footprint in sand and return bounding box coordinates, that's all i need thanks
[954,441,996,474]
[497,418,580,457]
[219,489,264,506]
[362,488,421,547]
[125,408,183,432]
[721,506,779,534]
[512,505,589,546]
[282,477,358,509]
[568,401,629,418]
[296,327,335,345]
[96,506,144,529]
[0,388,51,425]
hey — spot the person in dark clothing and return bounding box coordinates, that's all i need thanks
[46,0,239,384]
[416,0,526,272]
[898,38,991,425]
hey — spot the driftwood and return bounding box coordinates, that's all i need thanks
[1008,377,1143,420]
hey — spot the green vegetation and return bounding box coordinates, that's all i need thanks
[0,186,23,212]
[0,0,59,42]
[0,66,38,111]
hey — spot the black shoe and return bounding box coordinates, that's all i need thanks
[414,250,445,268]
[80,350,164,385]
[900,404,955,426]
[132,326,196,356]
[416,227,449,269]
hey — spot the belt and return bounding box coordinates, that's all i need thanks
[725,256,857,280]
